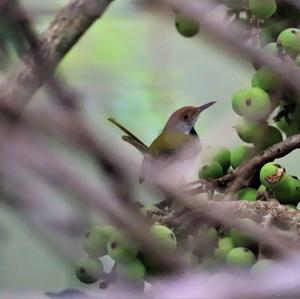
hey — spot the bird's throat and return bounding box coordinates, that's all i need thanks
[189,127,198,136]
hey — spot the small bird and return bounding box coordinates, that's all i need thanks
[108,101,216,187]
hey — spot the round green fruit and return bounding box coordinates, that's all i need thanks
[214,237,234,261]
[76,257,103,284]
[226,247,256,267]
[107,231,138,263]
[231,145,255,169]
[83,225,116,257]
[254,125,283,150]
[278,28,300,54]
[151,224,177,249]
[253,67,282,92]
[235,118,265,143]
[259,163,300,204]
[252,42,278,70]
[232,88,271,121]
[249,0,276,19]
[116,259,146,281]
[175,15,199,38]
[251,259,274,273]
[230,219,256,247]
[202,146,231,172]
[199,162,224,180]
[236,188,257,201]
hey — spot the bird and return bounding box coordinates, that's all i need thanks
[108,101,216,188]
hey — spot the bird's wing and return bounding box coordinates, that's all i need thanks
[108,118,149,154]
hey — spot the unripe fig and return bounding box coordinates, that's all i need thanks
[253,42,279,70]
[249,0,277,19]
[278,28,300,54]
[107,231,138,263]
[259,163,300,204]
[76,257,103,284]
[231,145,255,169]
[151,224,177,249]
[202,146,231,172]
[83,225,116,257]
[199,162,224,180]
[175,15,199,38]
[236,188,257,201]
[116,259,146,281]
[232,87,271,121]
[253,67,282,92]
[230,219,256,247]
[215,237,234,261]
[226,247,256,267]
[253,126,283,150]
[235,118,265,143]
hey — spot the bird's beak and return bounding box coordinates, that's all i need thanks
[196,101,216,114]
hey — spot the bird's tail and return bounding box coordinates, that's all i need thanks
[108,118,149,154]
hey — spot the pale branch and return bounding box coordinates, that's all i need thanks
[0,0,114,113]
[155,199,300,251]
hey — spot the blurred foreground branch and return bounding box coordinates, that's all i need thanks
[0,0,114,113]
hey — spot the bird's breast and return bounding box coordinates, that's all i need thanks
[141,137,201,187]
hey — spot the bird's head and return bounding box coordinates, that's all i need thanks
[163,101,216,133]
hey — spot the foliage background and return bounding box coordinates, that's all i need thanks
[0,0,298,292]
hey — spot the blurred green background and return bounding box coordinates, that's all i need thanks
[0,0,299,293]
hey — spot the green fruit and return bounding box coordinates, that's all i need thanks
[231,145,255,169]
[278,28,300,54]
[75,257,103,284]
[226,247,256,267]
[258,184,267,193]
[107,231,138,263]
[253,43,278,70]
[249,0,277,19]
[230,219,256,247]
[215,237,234,261]
[83,225,116,257]
[151,224,177,249]
[259,163,300,204]
[254,125,283,150]
[236,188,257,201]
[253,67,282,92]
[175,15,199,38]
[232,88,271,121]
[232,89,250,116]
[259,162,283,188]
[251,259,274,273]
[116,259,145,281]
[202,146,231,172]
[235,118,265,143]
[199,162,224,180]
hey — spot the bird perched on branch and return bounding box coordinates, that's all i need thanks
[109,101,216,187]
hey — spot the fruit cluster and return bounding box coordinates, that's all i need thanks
[188,220,274,274]
[76,223,176,288]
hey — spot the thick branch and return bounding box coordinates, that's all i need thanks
[0,0,113,112]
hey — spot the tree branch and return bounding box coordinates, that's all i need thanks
[189,133,300,194]
[0,0,114,113]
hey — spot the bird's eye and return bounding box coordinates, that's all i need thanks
[183,114,189,120]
